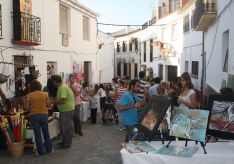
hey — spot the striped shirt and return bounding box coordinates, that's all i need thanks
[135,79,147,100]
[116,87,126,102]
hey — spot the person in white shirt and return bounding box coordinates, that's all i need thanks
[177,72,197,109]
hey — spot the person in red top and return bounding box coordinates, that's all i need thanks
[115,79,126,130]
[69,74,83,136]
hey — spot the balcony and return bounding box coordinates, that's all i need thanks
[193,0,217,31]
[12,12,41,46]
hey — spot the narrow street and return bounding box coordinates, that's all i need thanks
[0,117,125,164]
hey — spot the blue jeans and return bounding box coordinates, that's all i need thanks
[30,114,52,155]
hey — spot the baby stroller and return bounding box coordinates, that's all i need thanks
[102,91,118,124]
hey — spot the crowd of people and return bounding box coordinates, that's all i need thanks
[25,71,234,156]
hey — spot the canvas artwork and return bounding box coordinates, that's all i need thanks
[155,145,199,158]
[141,108,158,131]
[138,96,170,140]
[209,100,234,133]
[170,108,209,142]
[124,141,156,153]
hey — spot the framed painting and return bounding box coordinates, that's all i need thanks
[138,95,170,140]
[207,95,234,139]
[170,107,209,142]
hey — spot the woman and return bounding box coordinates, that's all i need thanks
[99,84,106,112]
[26,80,53,156]
[177,72,197,109]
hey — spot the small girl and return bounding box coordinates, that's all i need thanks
[89,89,99,124]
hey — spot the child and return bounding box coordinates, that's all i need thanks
[89,89,99,124]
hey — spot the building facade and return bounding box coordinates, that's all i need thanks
[97,31,115,83]
[193,0,234,93]
[0,0,98,97]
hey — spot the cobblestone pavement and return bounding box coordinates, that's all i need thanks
[0,118,125,164]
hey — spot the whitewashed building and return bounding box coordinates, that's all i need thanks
[0,0,99,97]
[97,31,114,83]
[112,28,141,79]
[192,0,234,94]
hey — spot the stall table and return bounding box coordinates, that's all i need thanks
[120,141,234,164]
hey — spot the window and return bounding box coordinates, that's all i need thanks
[122,41,127,52]
[143,41,146,62]
[83,15,90,40]
[117,63,121,76]
[150,39,153,62]
[191,61,199,79]
[135,38,138,51]
[124,63,127,76]
[183,15,190,33]
[129,41,133,51]
[59,5,69,34]
[222,30,229,73]
[134,64,138,78]
[128,63,131,77]
[185,61,189,72]
[191,10,195,30]
[117,42,120,52]
[158,64,163,80]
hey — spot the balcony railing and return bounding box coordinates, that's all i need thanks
[0,5,2,38]
[192,0,217,31]
[142,17,157,30]
[12,12,41,45]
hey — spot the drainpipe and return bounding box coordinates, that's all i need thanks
[201,31,205,107]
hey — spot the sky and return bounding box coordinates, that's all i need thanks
[78,0,156,33]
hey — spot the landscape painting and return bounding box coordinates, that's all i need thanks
[170,108,209,142]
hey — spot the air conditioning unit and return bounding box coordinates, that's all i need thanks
[62,34,69,46]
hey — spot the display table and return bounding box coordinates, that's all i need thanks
[120,141,234,164]
[80,101,91,122]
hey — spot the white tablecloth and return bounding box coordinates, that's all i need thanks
[120,141,234,164]
[80,101,91,122]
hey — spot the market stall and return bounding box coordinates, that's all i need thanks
[120,141,234,164]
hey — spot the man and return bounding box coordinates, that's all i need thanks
[119,79,144,142]
[148,77,161,98]
[135,71,149,120]
[69,74,83,136]
[51,75,75,149]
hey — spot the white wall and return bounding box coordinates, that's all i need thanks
[0,0,98,97]
[97,31,114,83]
[114,31,141,79]
[205,0,234,92]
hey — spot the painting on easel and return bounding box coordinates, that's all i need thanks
[170,108,209,142]
[207,95,234,139]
